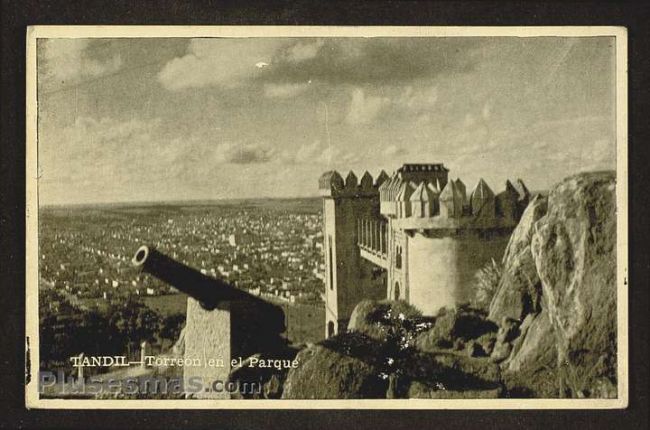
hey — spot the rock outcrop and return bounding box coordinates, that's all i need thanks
[488,171,617,397]
[281,333,388,399]
[489,194,547,322]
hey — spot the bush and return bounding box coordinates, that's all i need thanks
[472,259,502,311]
[348,300,430,347]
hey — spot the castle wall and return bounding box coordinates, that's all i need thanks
[323,199,339,336]
[406,234,458,314]
[405,230,510,316]
[323,196,385,336]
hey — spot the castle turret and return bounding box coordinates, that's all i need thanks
[454,178,468,215]
[439,180,463,218]
[409,181,437,218]
[513,179,531,215]
[389,173,402,200]
[496,180,520,222]
[318,171,344,196]
[379,173,398,215]
[345,171,358,190]
[396,181,416,218]
[375,170,390,188]
[470,178,496,219]
[359,171,373,191]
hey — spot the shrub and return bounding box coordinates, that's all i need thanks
[472,259,502,311]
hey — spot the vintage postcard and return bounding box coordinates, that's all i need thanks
[25,26,628,409]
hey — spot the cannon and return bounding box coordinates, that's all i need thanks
[132,245,259,310]
[131,245,286,365]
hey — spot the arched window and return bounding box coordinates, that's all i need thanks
[394,282,401,300]
[395,246,402,269]
[327,321,335,338]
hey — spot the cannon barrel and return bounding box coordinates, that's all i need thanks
[132,245,268,310]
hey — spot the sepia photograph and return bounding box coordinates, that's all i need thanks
[25,26,628,408]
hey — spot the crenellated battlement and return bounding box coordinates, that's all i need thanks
[378,166,530,230]
[318,170,389,198]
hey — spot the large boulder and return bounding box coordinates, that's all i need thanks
[531,171,617,384]
[505,311,554,372]
[489,171,617,397]
[416,307,497,352]
[403,351,503,398]
[281,333,388,399]
[489,194,547,322]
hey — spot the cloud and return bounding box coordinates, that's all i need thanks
[293,140,322,163]
[382,145,407,157]
[346,88,390,125]
[157,37,482,98]
[158,38,288,90]
[213,141,275,164]
[481,102,492,120]
[39,116,163,188]
[285,39,325,62]
[396,85,438,112]
[264,83,310,98]
[260,38,483,85]
[342,84,441,126]
[40,39,122,87]
[317,145,361,166]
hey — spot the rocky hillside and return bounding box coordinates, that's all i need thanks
[489,171,618,397]
[282,300,504,399]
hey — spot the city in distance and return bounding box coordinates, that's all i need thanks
[39,197,326,381]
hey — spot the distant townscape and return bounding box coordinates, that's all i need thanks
[38,199,326,375]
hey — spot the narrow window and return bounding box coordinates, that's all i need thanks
[328,235,334,290]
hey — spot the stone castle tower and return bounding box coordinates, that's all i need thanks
[319,163,530,338]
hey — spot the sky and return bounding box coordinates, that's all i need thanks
[37,36,617,205]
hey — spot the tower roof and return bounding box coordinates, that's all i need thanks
[454,178,466,194]
[410,181,436,202]
[359,171,373,190]
[318,170,344,190]
[471,178,495,201]
[345,171,358,189]
[396,181,416,201]
[504,179,520,197]
[389,174,403,191]
[513,179,530,201]
[378,175,391,192]
[427,179,441,194]
[375,170,390,187]
[439,179,458,200]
